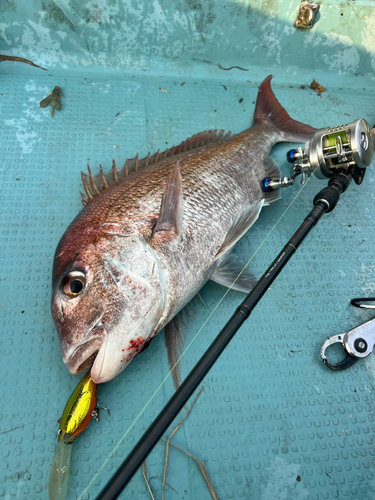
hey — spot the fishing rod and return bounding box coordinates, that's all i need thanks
[95,119,374,500]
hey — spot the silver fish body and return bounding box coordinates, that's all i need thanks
[51,76,316,384]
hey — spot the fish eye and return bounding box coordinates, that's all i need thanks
[58,429,63,437]
[61,270,86,297]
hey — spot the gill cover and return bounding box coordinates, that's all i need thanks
[94,237,166,383]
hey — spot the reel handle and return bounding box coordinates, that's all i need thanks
[261,119,374,192]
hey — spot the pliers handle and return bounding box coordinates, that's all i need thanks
[320,301,375,370]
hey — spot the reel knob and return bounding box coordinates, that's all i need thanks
[286,148,303,164]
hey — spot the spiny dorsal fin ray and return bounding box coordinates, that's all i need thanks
[80,129,232,205]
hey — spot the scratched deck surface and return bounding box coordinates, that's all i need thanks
[2,1,375,500]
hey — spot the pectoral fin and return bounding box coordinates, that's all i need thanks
[152,162,183,241]
[211,254,257,293]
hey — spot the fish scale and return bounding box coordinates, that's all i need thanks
[51,76,317,385]
[56,134,241,271]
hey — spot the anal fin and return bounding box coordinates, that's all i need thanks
[211,254,257,293]
[214,202,263,260]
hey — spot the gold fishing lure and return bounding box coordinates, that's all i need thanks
[58,370,97,442]
[49,371,97,500]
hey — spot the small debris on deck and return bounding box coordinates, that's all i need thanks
[0,54,46,70]
[218,64,249,71]
[39,86,63,117]
[310,79,326,97]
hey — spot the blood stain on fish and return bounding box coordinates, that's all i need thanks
[128,336,144,352]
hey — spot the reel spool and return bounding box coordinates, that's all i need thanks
[262,119,374,192]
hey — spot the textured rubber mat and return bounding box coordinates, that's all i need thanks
[1,73,375,500]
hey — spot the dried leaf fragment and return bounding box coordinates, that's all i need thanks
[162,387,203,499]
[310,79,326,97]
[142,462,155,500]
[0,54,46,70]
[160,439,218,500]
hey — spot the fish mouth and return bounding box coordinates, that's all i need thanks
[65,327,105,375]
[77,349,99,372]
[90,333,130,384]
[90,333,110,384]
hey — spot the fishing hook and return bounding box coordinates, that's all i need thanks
[91,406,111,422]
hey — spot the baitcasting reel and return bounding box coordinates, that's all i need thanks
[262,119,374,192]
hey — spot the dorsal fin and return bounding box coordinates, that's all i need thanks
[80,129,232,205]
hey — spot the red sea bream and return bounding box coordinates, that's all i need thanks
[51,76,316,384]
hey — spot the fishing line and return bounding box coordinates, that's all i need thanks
[77,170,316,500]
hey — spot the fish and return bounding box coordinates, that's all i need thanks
[48,371,97,500]
[51,75,316,386]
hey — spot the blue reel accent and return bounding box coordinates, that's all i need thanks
[286,149,298,163]
[261,177,273,192]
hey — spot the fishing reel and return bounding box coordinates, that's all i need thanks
[262,119,374,192]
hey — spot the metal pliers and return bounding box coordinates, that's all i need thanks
[320,298,375,370]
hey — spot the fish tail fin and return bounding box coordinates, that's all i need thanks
[253,75,317,143]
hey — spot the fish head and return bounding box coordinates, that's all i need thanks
[51,232,166,383]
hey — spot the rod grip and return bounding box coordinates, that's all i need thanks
[313,172,351,212]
